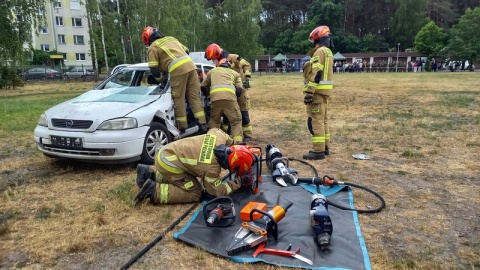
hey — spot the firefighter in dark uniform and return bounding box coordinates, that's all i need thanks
[302,26,334,160]
[204,44,254,140]
[142,26,207,134]
[201,58,243,143]
[134,128,254,204]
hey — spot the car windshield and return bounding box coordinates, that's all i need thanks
[72,86,159,104]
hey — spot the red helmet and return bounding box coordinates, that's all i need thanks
[205,43,223,60]
[228,145,254,176]
[142,26,156,45]
[309,26,331,42]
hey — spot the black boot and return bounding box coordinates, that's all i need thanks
[135,179,157,205]
[303,151,325,160]
[198,123,208,134]
[325,146,330,156]
[136,164,152,189]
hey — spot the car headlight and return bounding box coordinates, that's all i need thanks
[97,118,138,130]
[38,114,47,127]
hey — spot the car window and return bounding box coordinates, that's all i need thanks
[104,69,136,89]
[140,70,153,86]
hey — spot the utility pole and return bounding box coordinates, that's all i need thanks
[396,43,400,72]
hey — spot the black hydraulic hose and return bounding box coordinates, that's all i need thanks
[285,157,386,213]
[120,201,201,270]
[328,181,385,214]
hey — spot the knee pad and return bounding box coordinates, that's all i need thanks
[307,117,314,135]
[241,111,250,125]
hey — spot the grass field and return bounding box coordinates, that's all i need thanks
[1,72,479,269]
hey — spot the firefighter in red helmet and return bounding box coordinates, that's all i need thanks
[142,26,208,134]
[205,43,254,141]
[302,26,334,160]
[134,128,254,204]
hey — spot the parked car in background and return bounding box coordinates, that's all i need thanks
[22,68,64,80]
[33,62,215,164]
[65,67,96,79]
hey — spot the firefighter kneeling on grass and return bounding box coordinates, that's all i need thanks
[134,128,254,205]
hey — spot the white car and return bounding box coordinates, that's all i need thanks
[65,67,96,79]
[34,62,214,164]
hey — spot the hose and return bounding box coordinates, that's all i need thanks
[286,157,386,214]
[120,201,201,270]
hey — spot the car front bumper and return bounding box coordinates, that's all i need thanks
[34,125,149,163]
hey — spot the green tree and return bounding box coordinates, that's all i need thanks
[390,0,428,49]
[206,0,263,60]
[414,20,446,59]
[444,7,480,71]
[0,0,47,66]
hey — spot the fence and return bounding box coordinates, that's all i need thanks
[18,64,101,82]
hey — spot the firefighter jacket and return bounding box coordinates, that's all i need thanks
[156,128,239,196]
[148,36,196,79]
[200,67,242,102]
[304,45,334,96]
[227,54,252,81]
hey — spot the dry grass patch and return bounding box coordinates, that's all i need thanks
[1,73,479,269]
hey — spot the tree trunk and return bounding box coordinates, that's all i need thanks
[87,12,99,80]
[117,0,127,63]
[96,0,109,74]
[124,0,135,63]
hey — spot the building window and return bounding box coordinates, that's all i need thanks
[39,26,48,34]
[55,1,62,8]
[40,44,50,51]
[70,0,81,10]
[56,16,63,26]
[73,35,84,45]
[72,18,82,27]
[76,53,86,61]
[62,53,68,61]
[58,34,65,44]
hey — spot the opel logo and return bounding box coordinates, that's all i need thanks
[66,120,74,128]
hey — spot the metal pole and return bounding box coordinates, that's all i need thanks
[396,43,400,72]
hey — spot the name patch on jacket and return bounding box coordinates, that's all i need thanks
[199,135,217,164]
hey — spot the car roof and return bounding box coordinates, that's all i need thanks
[121,62,215,70]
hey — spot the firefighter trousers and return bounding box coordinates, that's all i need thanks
[223,88,252,136]
[210,100,242,143]
[306,94,330,152]
[171,70,206,130]
[152,166,203,204]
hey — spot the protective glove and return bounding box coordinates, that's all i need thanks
[304,94,313,105]
[235,87,243,97]
[243,79,251,89]
[201,86,210,97]
[229,178,242,192]
[240,171,254,187]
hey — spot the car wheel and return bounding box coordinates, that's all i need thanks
[81,75,85,79]
[140,122,172,164]
[41,76,46,80]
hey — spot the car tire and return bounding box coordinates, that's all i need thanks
[41,76,46,80]
[140,122,172,164]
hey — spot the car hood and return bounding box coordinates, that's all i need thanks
[45,86,160,120]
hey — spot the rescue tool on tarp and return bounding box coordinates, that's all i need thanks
[253,243,313,265]
[226,200,293,255]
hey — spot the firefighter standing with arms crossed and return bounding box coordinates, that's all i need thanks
[204,44,254,140]
[135,128,255,205]
[142,26,208,134]
[302,26,334,160]
[201,58,244,144]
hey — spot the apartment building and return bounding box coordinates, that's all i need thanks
[32,0,92,67]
